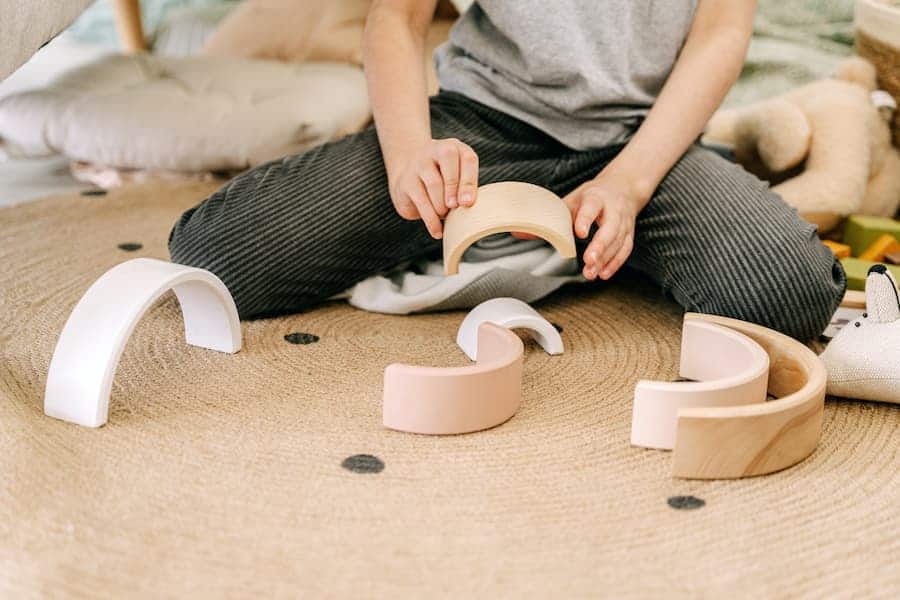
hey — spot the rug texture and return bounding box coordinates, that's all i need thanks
[1,183,898,598]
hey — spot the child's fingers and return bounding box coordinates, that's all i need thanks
[597,219,626,268]
[457,145,479,206]
[574,197,602,239]
[419,164,448,218]
[435,144,460,209]
[583,262,598,280]
[584,213,620,267]
[392,195,420,221]
[561,191,580,224]
[599,233,633,280]
[408,181,443,239]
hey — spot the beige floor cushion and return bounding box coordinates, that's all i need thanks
[0,54,370,172]
[0,0,94,81]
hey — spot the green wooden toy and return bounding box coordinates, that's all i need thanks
[840,257,900,290]
[842,215,900,257]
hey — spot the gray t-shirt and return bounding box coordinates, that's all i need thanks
[435,1,698,150]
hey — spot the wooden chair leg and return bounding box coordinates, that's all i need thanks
[112,0,146,53]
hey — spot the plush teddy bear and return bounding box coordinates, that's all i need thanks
[820,264,900,403]
[704,57,900,233]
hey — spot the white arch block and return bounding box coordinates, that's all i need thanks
[631,319,770,450]
[44,258,242,427]
[456,297,563,360]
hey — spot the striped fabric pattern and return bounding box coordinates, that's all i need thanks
[169,91,845,340]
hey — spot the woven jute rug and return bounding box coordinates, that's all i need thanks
[1,183,898,598]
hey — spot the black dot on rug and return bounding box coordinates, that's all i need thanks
[341,454,384,474]
[80,189,107,197]
[284,332,319,345]
[667,495,705,510]
[117,242,143,252]
[552,322,563,333]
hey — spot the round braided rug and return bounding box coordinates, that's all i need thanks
[1,183,898,597]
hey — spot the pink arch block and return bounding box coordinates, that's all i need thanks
[382,322,524,435]
[631,319,770,450]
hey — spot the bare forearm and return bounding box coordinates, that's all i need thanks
[603,0,756,205]
[364,2,435,185]
[363,0,478,239]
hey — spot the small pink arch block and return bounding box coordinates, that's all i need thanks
[382,322,524,435]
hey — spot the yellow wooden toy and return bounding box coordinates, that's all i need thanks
[823,240,851,259]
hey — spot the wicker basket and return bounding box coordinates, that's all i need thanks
[856,0,900,146]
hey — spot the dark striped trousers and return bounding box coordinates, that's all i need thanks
[169,91,845,340]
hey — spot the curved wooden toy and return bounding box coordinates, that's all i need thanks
[456,297,563,361]
[841,289,867,309]
[670,313,827,479]
[44,258,242,427]
[631,320,770,450]
[442,182,576,276]
[383,322,524,435]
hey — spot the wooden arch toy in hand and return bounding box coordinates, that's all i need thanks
[442,182,577,275]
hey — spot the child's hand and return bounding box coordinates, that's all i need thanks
[563,175,645,281]
[389,138,479,239]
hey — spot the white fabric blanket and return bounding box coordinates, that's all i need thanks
[345,235,585,314]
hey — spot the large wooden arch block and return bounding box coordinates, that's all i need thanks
[382,322,524,435]
[44,258,242,427]
[442,182,576,275]
[670,313,827,479]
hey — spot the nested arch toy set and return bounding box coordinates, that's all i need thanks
[42,182,898,480]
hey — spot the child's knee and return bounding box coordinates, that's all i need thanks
[755,251,843,340]
[694,239,845,341]
[168,196,257,315]
[168,205,211,270]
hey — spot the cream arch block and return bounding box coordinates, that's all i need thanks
[841,289,867,309]
[383,322,524,435]
[456,297,563,360]
[631,319,770,450]
[45,258,242,428]
[670,313,827,479]
[442,181,577,276]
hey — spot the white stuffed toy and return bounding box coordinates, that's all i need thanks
[820,265,900,403]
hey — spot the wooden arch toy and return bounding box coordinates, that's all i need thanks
[382,322,524,435]
[456,297,563,360]
[653,313,827,479]
[44,258,242,427]
[442,181,577,275]
[631,319,770,450]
